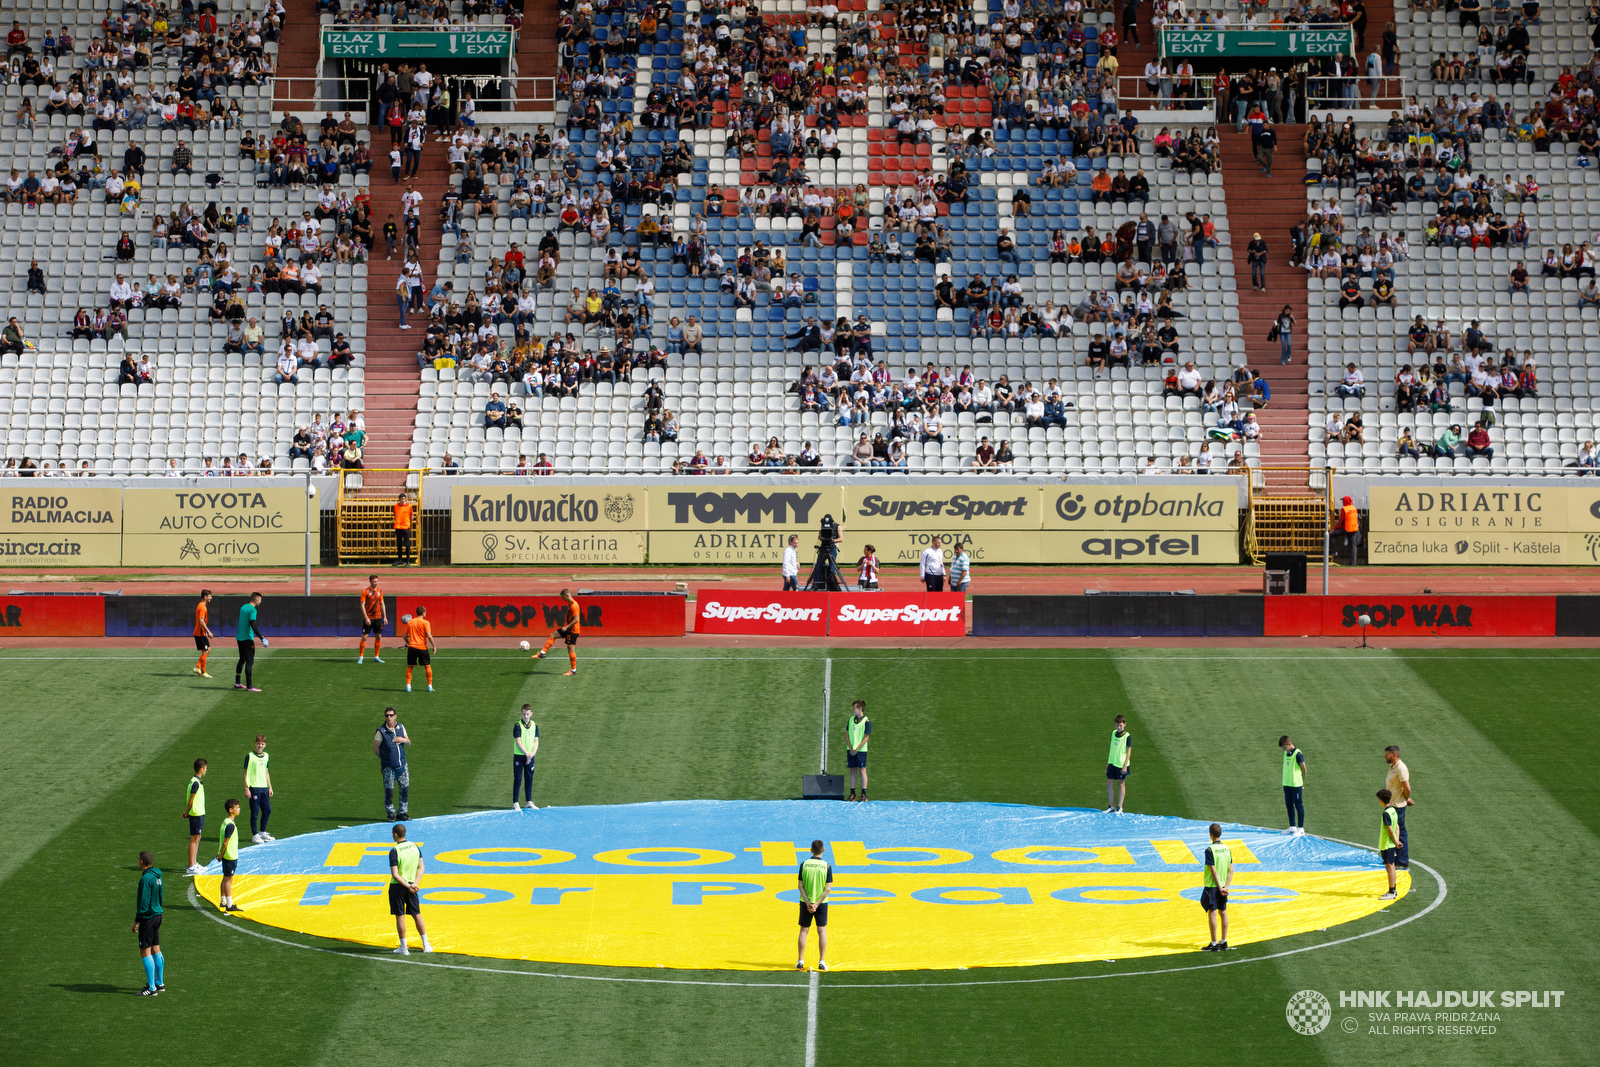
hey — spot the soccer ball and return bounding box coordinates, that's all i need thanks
[401,614,412,625]
[519,640,531,651]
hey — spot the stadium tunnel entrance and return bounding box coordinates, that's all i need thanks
[323,58,523,127]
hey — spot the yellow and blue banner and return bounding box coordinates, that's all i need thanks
[196,801,1407,971]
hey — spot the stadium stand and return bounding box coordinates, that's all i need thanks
[1304,0,1600,474]
[11,0,1600,480]
[405,0,1252,475]
[1,0,371,476]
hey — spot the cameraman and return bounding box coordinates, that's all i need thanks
[812,516,845,591]
[920,536,947,592]
[781,535,800,591]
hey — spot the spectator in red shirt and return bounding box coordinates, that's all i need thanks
[1466,421,1495,459]
[6,22,27,59]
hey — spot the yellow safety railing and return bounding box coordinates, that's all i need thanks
[1244,466,1333,563]
[337,468,425,565]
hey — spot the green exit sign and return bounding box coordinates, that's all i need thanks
[322,29,514,59]
[1159,27,1354,58]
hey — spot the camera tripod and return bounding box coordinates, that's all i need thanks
[804,541,847,591]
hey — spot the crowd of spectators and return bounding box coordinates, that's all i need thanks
[279,409,368,471]
[1427,15,1537,86]
[324,0,523,34]
[242,114,373,188]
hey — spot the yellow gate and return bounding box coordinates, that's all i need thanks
[337,468,425,565]
[1244,467,1333,563]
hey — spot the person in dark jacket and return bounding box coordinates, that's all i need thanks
[787,317,822,352]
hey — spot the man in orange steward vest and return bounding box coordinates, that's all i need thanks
[403,606,437,693]
[393,492,414,567]
[1335,495,1362,566]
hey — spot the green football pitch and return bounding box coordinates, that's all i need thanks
[3,647,1596,1067]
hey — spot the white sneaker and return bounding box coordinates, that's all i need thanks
[186,864,203,875]
[1292,827,1305,837]
[512,802,520,810]
[262,832,276,842]
[817,961,828,971]
[1379,891,1397,901]
[251,832,264,844]
[394,945,410,955]
[524,802,537,810]
[421,940,434,954]
[1279,827,1295,834]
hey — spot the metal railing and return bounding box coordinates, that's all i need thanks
[449,75,558,111]
[1117,75,1218,117]
[271,75,372,116]
[1304,75,1410,114]
[267,74,556,120]
[1244,465,1333,563]
[337,467,424,564]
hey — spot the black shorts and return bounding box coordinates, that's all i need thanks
[1380,847,1399,866]
[194,635,211,650]
[389,884,420,915]
[1200,886,1227,912]
[407,647,431,666]
[137,915,163,949]
[559,627,580,646]
[188,815,205,836]
[1106,763,1129,781]
[798,902,828,928]
[846,751,867,769]
[220,858,237,876]
[363,619,385,636]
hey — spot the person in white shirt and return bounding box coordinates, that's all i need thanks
[1177,362,1203,393]
[275,351,300,384]
[919,535,946,592]
[781,535,801,591]
[109,274,134,309]
[411,64,434,106]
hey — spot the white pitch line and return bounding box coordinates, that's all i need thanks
[804,969,820,1067]
[185,850,1447,991]
[821,658,832,773]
